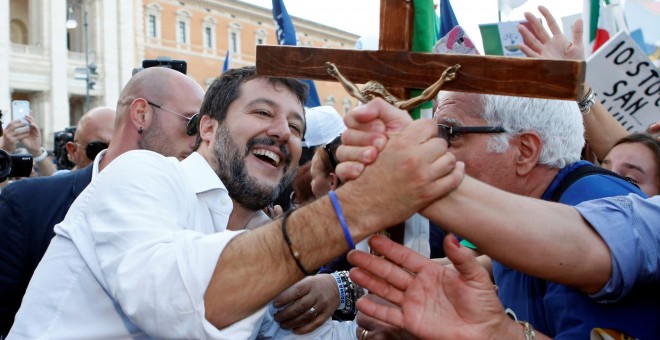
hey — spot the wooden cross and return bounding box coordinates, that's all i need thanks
[256,0,586,245]
[256,1,585,101]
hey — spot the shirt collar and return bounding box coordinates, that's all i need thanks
[180,152,228,195]
[91,149,107,181]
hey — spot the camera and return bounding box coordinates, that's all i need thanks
[132,57,187,76]
[53,126,76,170]
[0,150,33,182]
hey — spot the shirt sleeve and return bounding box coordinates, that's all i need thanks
[63,151,240,338]
[575,194,660,303]
[257,304,358,339]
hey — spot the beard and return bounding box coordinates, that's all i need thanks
[138,114,174,157]
[212,125,296,211]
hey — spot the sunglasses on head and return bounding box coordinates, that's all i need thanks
[147,101,200,136]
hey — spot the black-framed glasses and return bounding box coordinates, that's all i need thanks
[77,141,109,160]
[147,101,200,136]
[323,135,342,170]
[437,124,507,147]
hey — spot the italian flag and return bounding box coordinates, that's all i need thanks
[410,0,437,120]
[479,21,530,57]
[584,0,627,56]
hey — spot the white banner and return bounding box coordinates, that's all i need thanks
[586,30,660,132]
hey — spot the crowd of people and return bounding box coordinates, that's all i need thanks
[0,5,659,340]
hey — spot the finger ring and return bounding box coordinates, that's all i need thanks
[308,306,318,317]
[360,329,369,340]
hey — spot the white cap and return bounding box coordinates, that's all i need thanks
[302,106,346,148]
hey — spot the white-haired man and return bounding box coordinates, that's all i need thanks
[426,91,655,339]
[338,93,660,339]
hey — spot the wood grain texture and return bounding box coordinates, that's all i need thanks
[256,45,586,100]
[378,0,415,100]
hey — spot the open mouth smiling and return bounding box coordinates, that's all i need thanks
[252,149,281,167]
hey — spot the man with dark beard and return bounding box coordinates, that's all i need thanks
[10,66,461,338]
[201,66,300,231]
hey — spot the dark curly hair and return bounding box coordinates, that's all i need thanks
[199,66,308,134]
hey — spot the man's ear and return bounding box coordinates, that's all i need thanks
[329,173,341,190]
[129,98,151,131]
[198,115,217,143]
[515,131,542,176]
[65,141,78,164]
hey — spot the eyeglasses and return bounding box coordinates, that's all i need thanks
[323,135,342,170]
[77,141,109,160]
[437,124,507,147]
[147,101,200,136]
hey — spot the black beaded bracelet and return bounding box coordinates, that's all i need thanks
[281,210,314,276]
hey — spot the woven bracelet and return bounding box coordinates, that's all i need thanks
[328,190,355,250]
[281,210,314,276]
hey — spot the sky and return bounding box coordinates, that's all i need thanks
[241,0,585,53]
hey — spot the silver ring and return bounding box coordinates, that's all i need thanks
[308,306,318,317]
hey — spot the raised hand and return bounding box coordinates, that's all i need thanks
[19,115,45,156]
[649,120,660,141]
[348,235,517,340]
[355,297,416,340]
[518,6,585,61]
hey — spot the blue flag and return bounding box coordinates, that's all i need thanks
[222,50,230,74]
[271,0,321,107]
[439,0,459,38]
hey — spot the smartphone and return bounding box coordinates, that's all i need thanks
[11,100,30,134]
[12,100,30,124]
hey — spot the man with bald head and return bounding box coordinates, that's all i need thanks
[0,66,204,336]
[64,107,115,170]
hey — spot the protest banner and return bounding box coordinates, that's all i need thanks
[587,30,660,132]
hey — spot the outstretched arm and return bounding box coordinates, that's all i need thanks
[337,99,613,295]
[518,6,627,160]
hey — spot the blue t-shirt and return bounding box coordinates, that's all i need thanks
[493,161,660,339]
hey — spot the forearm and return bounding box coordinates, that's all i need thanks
[36,157,56,176]
[583,86,628,160]
[206,188,376,328]
[25,146,56,176]
[422,176,611,293]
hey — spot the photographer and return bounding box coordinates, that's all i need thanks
[1,114,56,178]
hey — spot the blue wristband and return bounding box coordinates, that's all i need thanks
[328,190,355,249]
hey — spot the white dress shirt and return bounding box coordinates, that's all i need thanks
[9,150,356,339]
[10,151,249,338]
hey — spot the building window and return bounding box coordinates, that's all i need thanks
[145,4,163,39]
[148,15,157,38]
[203,17,217,50]
[228,23,242,54]
[343,98,353,114]
[325,96,336,107]
[177,22,187,43]
[231,32,238,53]
[255,29,267,46]
[175,10,192,45]
[205,27,212,48]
